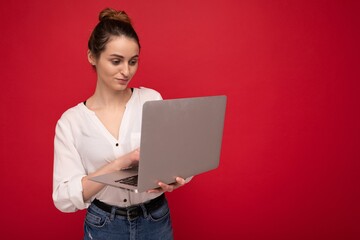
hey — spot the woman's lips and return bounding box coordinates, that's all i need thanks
[116,78,128,85]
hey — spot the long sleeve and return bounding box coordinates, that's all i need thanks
[52,115,89,212]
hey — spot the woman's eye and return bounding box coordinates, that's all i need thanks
[129,59,138,66]
[111,59,121,65]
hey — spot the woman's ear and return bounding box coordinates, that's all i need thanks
[87,50,96,66]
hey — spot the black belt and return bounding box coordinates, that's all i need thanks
[93,194,165,218]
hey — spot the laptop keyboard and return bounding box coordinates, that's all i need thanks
[115,175,138,186]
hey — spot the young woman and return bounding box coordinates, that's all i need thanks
[52,8,188,239]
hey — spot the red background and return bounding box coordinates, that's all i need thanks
[1,0,359,239]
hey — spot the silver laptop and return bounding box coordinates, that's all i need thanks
[90,95,227,192]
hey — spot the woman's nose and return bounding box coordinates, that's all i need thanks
[120,64,130,78]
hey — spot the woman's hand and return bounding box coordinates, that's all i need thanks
[112,148,140,170]
[82,148,140,201]
[147,177,186,193]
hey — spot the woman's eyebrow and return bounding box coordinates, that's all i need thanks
[109,54,124,58]
[109,54,139,59]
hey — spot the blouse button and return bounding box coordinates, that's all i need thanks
[115,143,119,147]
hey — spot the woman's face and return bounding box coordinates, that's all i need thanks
[90,36,139,91]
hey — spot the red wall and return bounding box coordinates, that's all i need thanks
[1,0,359,239]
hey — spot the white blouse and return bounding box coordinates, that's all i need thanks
[52,87,163,212]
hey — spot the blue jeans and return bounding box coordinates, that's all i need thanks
[83,197,173,240]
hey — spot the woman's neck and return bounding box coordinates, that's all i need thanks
[86,87,132,111]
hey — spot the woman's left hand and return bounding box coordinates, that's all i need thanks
[147,177,186,193]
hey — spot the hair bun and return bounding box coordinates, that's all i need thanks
[99,8,132,24]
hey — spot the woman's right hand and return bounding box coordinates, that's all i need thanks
[81,148,140,201]
[113,148,140,170]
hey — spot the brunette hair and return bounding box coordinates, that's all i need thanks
[88,8,140,59]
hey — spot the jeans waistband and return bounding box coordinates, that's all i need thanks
[92,194,165,218]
